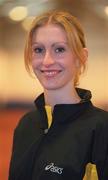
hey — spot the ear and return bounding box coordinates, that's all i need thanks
[82,48,88,62]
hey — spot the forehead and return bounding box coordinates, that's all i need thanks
[32,24,68,43]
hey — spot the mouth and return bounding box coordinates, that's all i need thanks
[40,70,62,77]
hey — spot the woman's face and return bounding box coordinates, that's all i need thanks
[31,24,79,91]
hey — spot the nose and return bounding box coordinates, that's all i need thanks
[43,51,55,67]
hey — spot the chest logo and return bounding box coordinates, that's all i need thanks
[45,163,63,174]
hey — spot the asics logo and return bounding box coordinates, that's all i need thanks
[45,163,63,174]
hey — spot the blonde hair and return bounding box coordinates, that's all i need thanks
[24,10,87,86]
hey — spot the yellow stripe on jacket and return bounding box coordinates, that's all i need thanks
[45,105,52,128]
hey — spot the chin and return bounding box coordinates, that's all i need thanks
[42,84,59,91]
[41,81,68,91]
[40,81,59,90]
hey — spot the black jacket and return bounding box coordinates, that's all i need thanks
[9,88,108,180]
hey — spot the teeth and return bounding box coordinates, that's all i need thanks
[41,70,60,77]
[45,71,57,75]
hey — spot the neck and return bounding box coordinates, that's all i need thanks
[44,87,81,109]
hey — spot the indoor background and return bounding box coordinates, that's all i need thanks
[0,0,108,180]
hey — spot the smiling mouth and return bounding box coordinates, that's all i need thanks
[40,70,62,77]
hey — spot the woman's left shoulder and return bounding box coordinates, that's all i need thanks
[91,105,108,127]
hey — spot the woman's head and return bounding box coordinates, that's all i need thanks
[25,10,88,86]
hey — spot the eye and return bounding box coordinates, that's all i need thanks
[55,47,65,53]
[33,47,44,53]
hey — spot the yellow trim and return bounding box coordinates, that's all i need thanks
[45,105,52,128]
[83,163,98,180]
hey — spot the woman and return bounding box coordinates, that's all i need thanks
[9,10,108,180]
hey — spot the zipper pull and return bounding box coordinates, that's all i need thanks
[44,128,49,134]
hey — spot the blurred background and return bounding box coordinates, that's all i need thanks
[0,0,108,180]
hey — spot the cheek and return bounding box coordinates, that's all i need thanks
[64,56,78,70]
[31,59,39,69]
[31,60,35,71]
[66,59,79,78]
[31,61,39,76]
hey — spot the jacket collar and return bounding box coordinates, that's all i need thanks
[34,88,92,125]
[34,88,92,107]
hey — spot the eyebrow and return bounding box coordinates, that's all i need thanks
[32,42,68,46]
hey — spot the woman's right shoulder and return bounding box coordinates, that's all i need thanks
[15,109,41,132]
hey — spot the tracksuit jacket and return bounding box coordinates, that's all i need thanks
[8,88,108,180]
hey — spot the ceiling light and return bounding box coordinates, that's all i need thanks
[9,6,28,21]
[22,16,34,31]
[105,6,108,16]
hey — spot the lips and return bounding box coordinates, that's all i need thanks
[40,70,62,77]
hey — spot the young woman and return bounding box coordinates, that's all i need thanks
[9,10,108,180]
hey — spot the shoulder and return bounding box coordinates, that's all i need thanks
[89,107,108,163]
[9,109,43,173]
[91,105,108,115]
[14,109,42,140]
[12,109,43,157]
[81,103,108,133]
[85,103,108,123]
[87,105,108,139]
[16,109,41,129]
[90,105,108,123]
